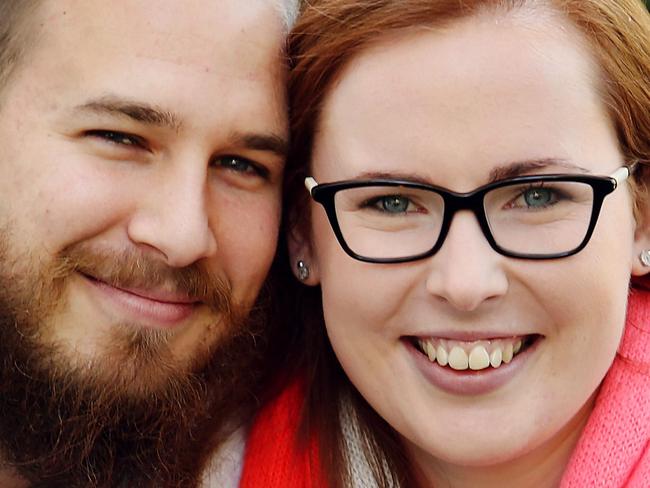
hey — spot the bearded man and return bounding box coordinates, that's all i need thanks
[0,0,297,486]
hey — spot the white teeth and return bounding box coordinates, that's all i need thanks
[490,348,503,368]
[502,343,514,363]
[425,341,436,362]
[421,336,529,370]
[436,345,448,366]
[448,347,469,370]
[468,346,490,370]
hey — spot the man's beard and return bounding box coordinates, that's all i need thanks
[0,237,267,487]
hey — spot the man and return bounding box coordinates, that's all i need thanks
[0,0,297,486]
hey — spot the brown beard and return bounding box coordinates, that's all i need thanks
[0,237,267,487]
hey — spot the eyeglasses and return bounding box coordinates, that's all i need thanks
[305,166,632,263]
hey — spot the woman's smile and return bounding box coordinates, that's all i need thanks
[403,334,544,396]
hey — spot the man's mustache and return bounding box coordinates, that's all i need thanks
[57,243,232,315]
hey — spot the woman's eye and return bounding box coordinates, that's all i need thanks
[213,156,268,178]
[86,130,147,149]
[520,187,556,208]
[366,195,413,213]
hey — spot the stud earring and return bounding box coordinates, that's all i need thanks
[296,260,310,281]
[640,250,650,267]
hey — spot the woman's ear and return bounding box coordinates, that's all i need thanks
[287,223,320,286]
[631,205,650,277]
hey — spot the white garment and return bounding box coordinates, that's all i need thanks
[201,427,246,488]
[341,398,396,488]
[199,400,394,488]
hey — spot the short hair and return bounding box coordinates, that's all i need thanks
[0,0,301,96]
[0,1,40,95]
[276,0,301,31]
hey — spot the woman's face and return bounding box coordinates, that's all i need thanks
[301,11,649,474]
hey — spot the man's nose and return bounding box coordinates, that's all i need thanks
[425,211,508,312]
[127,166,218,268]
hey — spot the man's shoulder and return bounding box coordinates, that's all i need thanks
[201,426,247,488]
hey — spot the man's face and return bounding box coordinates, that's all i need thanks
[0,0,287,484]
[0,0,287,390]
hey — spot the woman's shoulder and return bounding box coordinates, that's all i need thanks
[561,287,650,487]
[238,375,327,487]
[619,286,650,366]
[201,375,317,487]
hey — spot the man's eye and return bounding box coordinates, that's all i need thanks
[85,130,148,149]
[213,156,268,178]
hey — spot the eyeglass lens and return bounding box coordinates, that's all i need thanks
[333,180,595,260]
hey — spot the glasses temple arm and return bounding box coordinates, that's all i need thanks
[611,165,634,187]
[305,177,318,194]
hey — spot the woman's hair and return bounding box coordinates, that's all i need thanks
[279,1,650,486]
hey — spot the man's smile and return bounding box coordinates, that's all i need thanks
[81,272,201,328]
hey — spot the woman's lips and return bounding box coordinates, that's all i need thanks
[404,335,542,396]
[81,273,198,329]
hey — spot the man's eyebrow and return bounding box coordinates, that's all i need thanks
[229,132,288,158]
[74,96,183,131]
[488,159,589,183]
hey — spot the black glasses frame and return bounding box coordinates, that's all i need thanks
[308,172,623,263]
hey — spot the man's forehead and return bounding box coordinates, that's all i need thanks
[35,0,286,65]
[13,0,290,144]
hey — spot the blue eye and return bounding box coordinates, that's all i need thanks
[522,187,555,208]
[382,195,410,212]
[213,156,268,178]
[365,195,412,213]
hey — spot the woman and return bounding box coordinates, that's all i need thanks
[241,0,650,486]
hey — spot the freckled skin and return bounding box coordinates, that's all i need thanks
[299,11,649,487]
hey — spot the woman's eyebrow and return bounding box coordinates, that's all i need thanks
[353,170,433,184]
[487,159,590,183]
[351,159,589,185]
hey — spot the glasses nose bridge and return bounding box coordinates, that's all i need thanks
[444,189,489,224]
[437,189,493,250]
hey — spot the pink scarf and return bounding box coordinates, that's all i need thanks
[561,286,650,486]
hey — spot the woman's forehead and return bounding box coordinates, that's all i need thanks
[312,11,619,188]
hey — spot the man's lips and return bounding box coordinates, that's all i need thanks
[82,273,199,304]
[80,273,200,328]
[110,284,198,305]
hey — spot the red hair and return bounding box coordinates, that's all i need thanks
[282,1,650,486]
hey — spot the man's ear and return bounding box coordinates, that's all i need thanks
[287,224,320,286]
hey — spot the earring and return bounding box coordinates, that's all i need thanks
[296,260,310,281]
[640,250,650,267]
